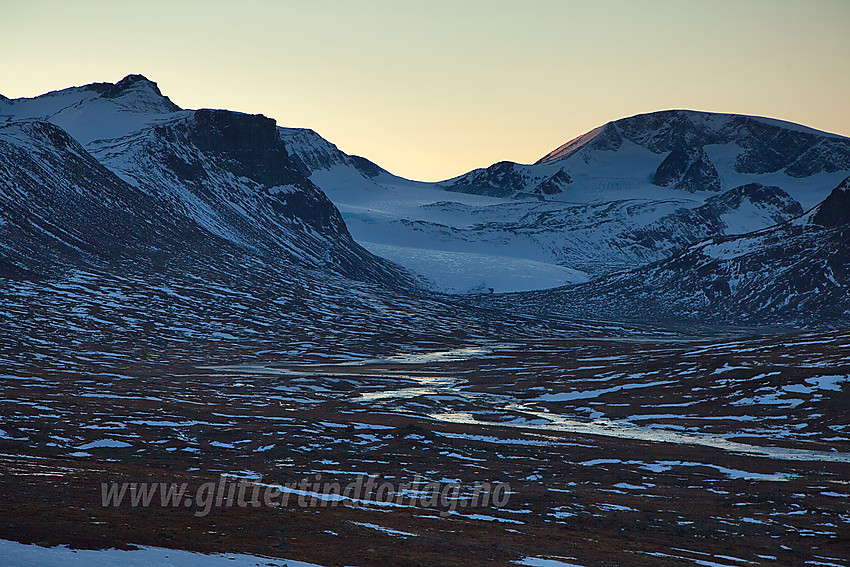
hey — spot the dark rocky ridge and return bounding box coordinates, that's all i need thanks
[533,170,573,195]
[348,154,384,178]
[166,109,308,188]
[812,176,850,227]
[652,146,721,192]
[441,161,532,198]
[568,110,850,177]
[0,120,181,275]
[275,127,397,188]
[439,161,573,198]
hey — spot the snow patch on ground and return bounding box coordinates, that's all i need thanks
[77,439,131,449]
[516,557,585,567]
[0,539,323,567]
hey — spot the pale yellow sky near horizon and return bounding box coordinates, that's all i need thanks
[2,0,849,181]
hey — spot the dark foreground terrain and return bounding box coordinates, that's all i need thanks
[1,329,848,566]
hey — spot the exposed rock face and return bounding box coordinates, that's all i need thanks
[652,146,721,192]
[812,176,850,227]
[708,183,804,220]
[532,170,573,195]
[583,122,624,152]
[276,127,392,185]
[442,161,536,198]
[163,109,309,189]
[785,139,850,177]
[348,154,383,178]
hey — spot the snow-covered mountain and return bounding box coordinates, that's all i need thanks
[280,109,850,291]
[493,175,850,328]
[2,75,570,369]
[3,74,849,326]
[278,127,401,191]
[445,110,850,204]
[0,75,414,286]
[0,74,182,145]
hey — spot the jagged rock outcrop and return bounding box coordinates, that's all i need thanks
[652,146,721,192]
[812,176,850,227]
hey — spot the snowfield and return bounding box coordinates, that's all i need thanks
[360,241,588,293]
[0,540,323,567]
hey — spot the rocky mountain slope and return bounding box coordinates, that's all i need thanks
[0,75,481,372]
[0,119,172,277]
[490,176,850,328]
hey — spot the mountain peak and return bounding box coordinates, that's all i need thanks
[99,74,181,112]
[533,109,850,181]
[118,73,152,84]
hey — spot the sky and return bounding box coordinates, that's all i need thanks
[2,0,849,181]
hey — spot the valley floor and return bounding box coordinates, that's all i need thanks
[1,331,849,566]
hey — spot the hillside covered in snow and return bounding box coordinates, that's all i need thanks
[280,109,850,292]
[2,74,849,323]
